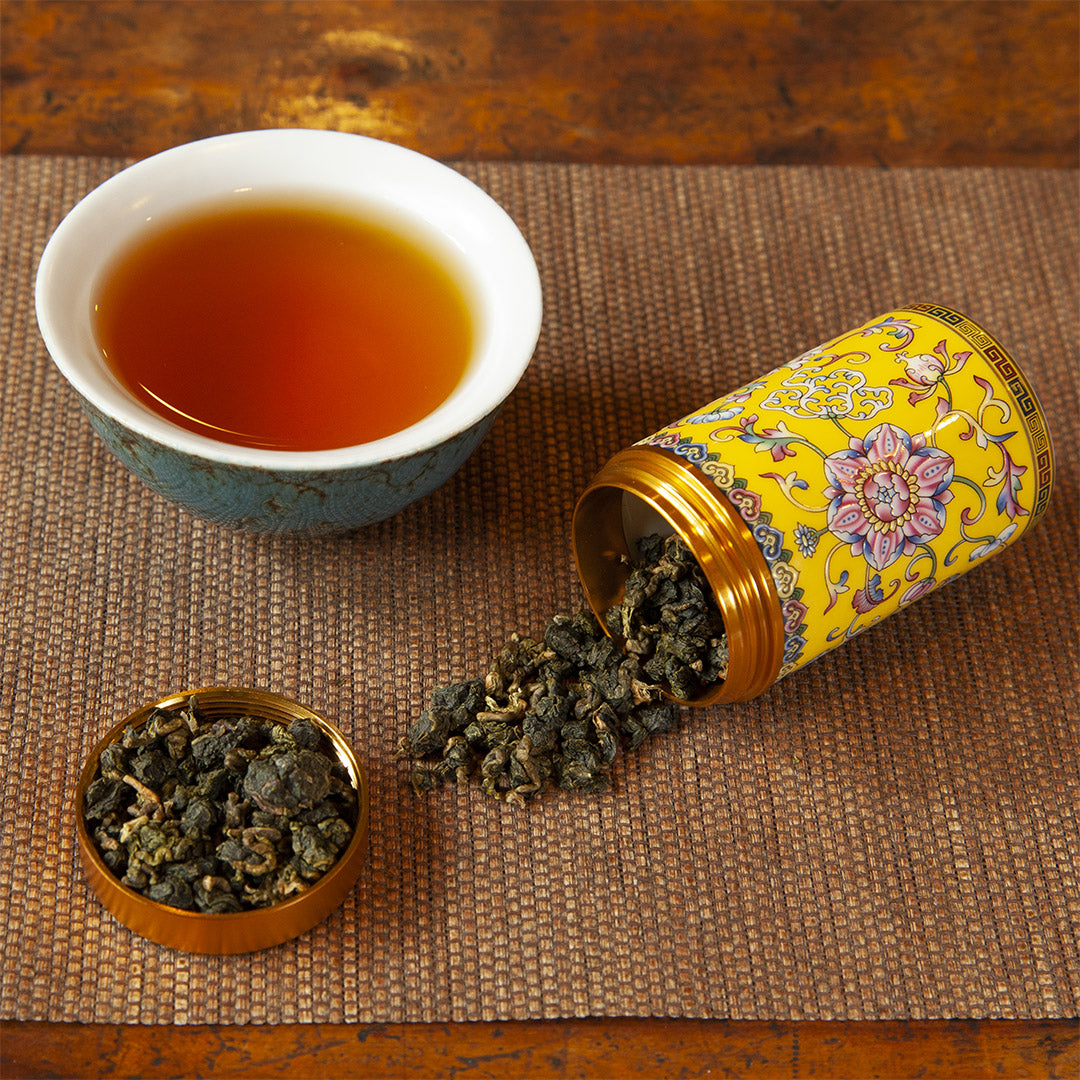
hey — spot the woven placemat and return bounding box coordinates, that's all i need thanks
[1,156,1076,1024]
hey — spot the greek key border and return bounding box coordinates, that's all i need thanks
[899,303,1055,521]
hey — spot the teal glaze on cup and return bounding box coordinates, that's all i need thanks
[35,130,543,534]
[78,398,500,533]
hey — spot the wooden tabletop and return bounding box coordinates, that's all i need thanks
[2,2,1078,1078]
[3,0,1078,166]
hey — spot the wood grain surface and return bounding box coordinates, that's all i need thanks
[2,0,1078,165]
[5,1018,1079,1079]
[2,2,1077,1077]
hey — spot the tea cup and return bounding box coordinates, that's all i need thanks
[36,130,543,533]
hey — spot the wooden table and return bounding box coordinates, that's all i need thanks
[3,0,1078,165]
[2,3,1077,1077]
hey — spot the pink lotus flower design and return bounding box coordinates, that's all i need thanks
[901,351,945,384]
[824,423,955,571]
[890,340,970,405]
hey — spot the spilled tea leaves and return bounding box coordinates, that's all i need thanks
[399,533,728,804]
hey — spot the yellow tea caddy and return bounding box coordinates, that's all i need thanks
[574,304,1054,704]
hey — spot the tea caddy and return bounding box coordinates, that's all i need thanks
[573,304,1054,703]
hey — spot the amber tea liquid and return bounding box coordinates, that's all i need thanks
[93,200,474,451]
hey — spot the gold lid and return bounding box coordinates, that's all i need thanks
[572,446,785,704]
[75,686,369,954]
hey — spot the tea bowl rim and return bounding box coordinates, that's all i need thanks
[35,129,543,473]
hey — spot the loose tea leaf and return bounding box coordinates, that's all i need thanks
[84,704,357,911]
[399,533,728,804]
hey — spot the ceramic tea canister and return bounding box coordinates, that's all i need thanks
[573,303,1055,704]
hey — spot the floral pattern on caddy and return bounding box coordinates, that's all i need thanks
[639,305,1054,680]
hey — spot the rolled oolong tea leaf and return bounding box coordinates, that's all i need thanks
[83,703,357,911]
[399,533,727,804]
[243,747,332,815]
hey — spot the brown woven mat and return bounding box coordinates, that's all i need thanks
[1,156,1077,1024]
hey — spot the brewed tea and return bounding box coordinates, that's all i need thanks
[93,200,473,451]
